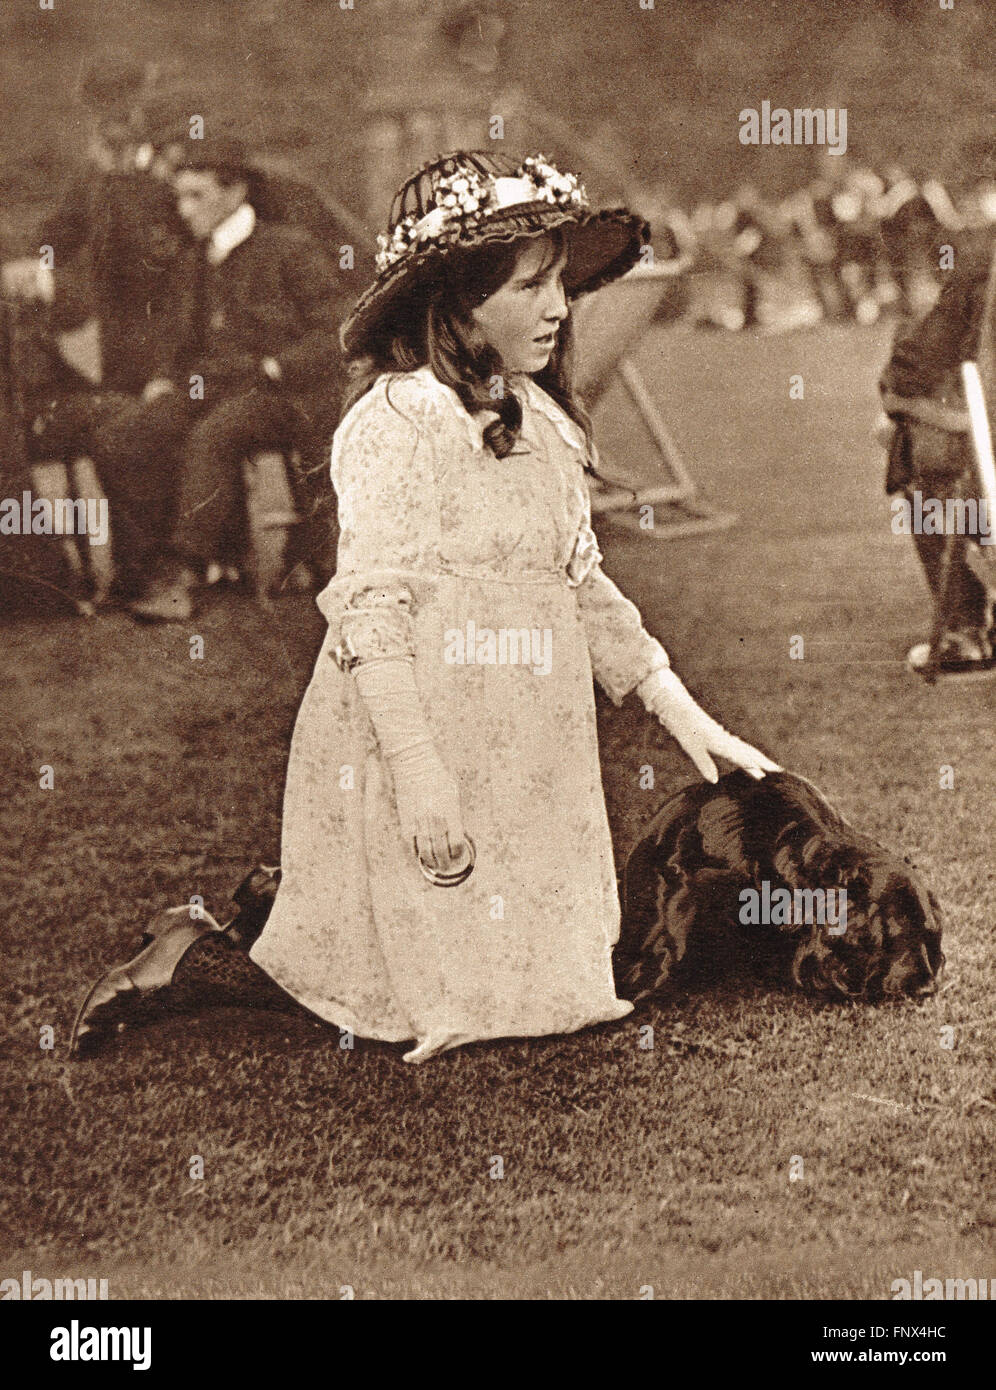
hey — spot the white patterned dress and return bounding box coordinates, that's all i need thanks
[250,366,672,1061]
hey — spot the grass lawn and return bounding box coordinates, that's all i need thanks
[2,324,993,1299]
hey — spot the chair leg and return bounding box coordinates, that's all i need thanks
[242,450,301,600]
[30,459,94,616]
[68,455,113,604]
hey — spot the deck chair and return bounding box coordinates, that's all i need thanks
[574,258,738,540]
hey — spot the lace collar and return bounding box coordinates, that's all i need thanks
[401,366,587,458]
[515,376,588,455]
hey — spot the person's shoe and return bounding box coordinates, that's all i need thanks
[69,907,218,1057]
[907,628,996,680]
[69,866,283,1056]
[128,566,197,623]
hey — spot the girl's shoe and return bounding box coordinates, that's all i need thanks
[69,907,216,1057]
[69,865,283,1056]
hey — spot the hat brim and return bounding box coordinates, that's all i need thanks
[340,203,649,357]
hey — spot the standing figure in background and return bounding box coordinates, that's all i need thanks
[1,55,196,606]
[879,235,996,678]
[3,53,191,397]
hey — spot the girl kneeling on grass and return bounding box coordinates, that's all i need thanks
[71,151,779,1064]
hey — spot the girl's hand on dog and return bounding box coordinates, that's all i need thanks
[637,666,781,783]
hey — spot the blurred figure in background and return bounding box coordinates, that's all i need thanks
[3,53,190,396]
[877,165,965,324]
[879,232,996,678]
[782,152,881,324]
[829,162,889,325]
[1,54,194,606]
[88,136,350,622]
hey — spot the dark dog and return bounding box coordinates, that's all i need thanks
[614,770,944,1003]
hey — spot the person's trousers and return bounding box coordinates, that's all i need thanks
[87,393,191,592]
[887,421,992,637]
[171,388,305,566]
[907,508,991,635]
[90,387,309,590]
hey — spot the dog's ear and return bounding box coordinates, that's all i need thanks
[621,830,666,928]
[917,886,946,983]
[857,876,946,997]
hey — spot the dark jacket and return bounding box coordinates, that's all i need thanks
[167,217,351,428]
[34,169,190,393]
[881,240,994,410]
[879,239,996,491]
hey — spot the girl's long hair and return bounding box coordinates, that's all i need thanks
[341,229,604,475]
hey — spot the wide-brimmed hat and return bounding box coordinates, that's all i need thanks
[340,150,649,357]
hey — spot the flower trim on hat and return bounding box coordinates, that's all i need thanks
[374,155,590,274]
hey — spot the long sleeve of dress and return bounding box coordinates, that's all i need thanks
[574,560,671,706]
[316,375,440,663]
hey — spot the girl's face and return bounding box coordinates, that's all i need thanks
[469,234,569,375]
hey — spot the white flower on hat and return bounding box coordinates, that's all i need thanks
[414,207,448,239]
[373,154,592,274]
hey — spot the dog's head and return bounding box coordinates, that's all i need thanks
[784,840,945,1001]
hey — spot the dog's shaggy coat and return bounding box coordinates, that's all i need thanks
[614,770,944,1003]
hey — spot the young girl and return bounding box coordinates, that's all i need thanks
[71,151,778,1064]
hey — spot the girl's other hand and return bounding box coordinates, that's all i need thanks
[388,739,468,871]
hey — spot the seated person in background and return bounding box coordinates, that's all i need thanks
[89,135,351,620]
[879,234,996,677]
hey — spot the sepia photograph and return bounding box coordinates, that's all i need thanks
[1,0,993,1338]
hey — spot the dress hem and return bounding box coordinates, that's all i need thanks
[248,940,635,1061]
